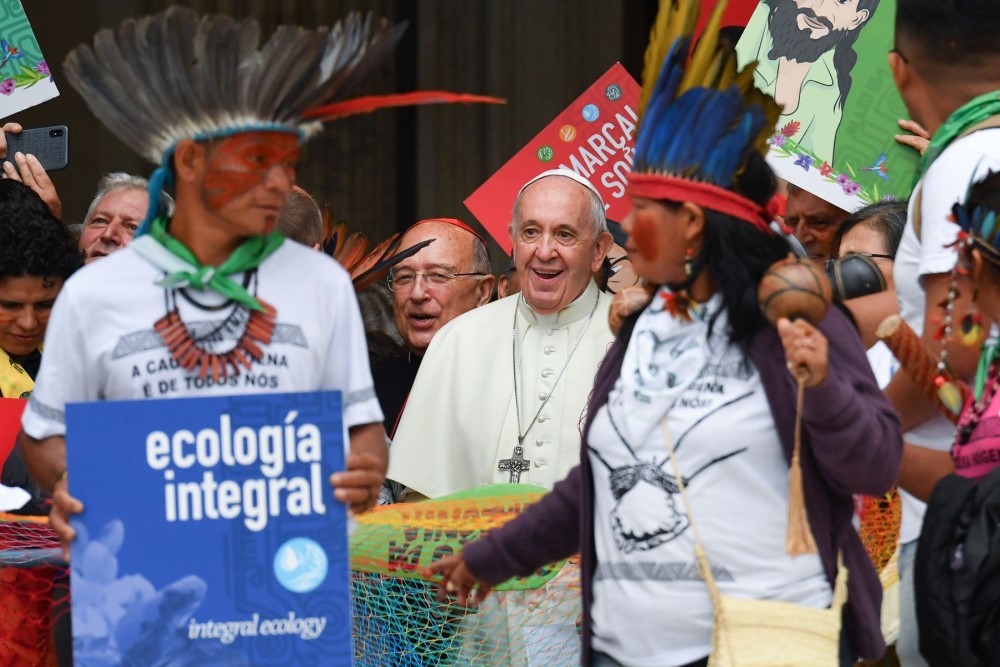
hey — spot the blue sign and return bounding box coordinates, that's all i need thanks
[66,391,349,666]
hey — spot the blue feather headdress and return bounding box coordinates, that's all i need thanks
[951,169,1000,264]
[627,0,781,230]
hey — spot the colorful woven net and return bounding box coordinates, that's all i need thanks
[351,484,583,666]
[855,488,902,576]
[0,513,67,667]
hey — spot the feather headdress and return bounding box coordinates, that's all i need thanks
[321,213,434,292]
[63,7,502,235]
[323,216,490,292]
[951,169,1000,263]
[63,7,501,163]
[628,0,781,231]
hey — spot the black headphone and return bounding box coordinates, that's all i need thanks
[826,253,888,301]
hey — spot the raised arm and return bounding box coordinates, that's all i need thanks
[777,314,903,497]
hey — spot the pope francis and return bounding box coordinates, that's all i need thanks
[387,168,615,500]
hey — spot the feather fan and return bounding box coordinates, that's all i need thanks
[320,208,436,292]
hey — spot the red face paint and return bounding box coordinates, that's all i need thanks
[630,209,662,263]
[200,132,301,210]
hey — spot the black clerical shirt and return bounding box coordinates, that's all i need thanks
[372,351,422,438]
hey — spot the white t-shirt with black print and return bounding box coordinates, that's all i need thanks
[23,241,382,439]
[588,294,831,667]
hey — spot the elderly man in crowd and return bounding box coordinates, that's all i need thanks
[785,183,851,263]
[387,168,614,500]
[78,172,174,263]
[385,167,613,666]
[373,218,494,435]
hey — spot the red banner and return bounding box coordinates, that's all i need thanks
[465,63,641,253]
[0,399,25,466]
[696,0,758,36]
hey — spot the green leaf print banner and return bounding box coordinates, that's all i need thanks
[737,0,916,211]
[0,0,58,119]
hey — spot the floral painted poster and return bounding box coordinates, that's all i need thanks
[0,1,57,120]
[736,0,916,211]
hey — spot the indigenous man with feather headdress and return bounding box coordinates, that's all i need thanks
[16,7,496,552]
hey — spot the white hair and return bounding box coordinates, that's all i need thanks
[82,172,175,227]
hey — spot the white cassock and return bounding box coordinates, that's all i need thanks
[387,280,614,499]
[387,280,613,666]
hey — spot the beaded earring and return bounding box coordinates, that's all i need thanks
[684,247,695,277]
[934,236,973,415]
[652,285,698,323]
[959,288,986,348]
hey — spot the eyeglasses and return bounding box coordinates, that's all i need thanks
[387,270,486,292]
[826,251,894,270]
[889,46,909,64]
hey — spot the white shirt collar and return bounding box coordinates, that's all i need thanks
[517,280,600,328]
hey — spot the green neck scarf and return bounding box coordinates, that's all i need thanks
[148,217,284,312]
[917,90,1000,183]
[975,339,1000,404]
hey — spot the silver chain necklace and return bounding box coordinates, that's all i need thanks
[512,292,599,446]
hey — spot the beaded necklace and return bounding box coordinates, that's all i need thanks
[154,270,276,382]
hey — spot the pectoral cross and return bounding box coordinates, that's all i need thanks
[499,445,531,483]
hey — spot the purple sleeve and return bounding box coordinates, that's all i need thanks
[462,466,583,586]
[801,314,903,496]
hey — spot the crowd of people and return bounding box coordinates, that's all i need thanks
[1,0,999,665]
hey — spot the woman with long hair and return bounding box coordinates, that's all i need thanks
[424,2,902,665]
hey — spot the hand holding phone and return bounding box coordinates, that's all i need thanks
[1,146,63,219]
[2,125,69,171]
[0,121,21,158]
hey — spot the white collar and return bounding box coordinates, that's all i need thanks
[517,280,600,328]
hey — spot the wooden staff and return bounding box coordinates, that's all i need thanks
[875,314,970,423]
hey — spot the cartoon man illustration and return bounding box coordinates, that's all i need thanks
[737,0,880,161]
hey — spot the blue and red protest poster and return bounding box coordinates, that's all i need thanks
[465,63,641,252]
[66,391,349,666]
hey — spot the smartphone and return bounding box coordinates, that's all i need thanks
[3,125,69,171]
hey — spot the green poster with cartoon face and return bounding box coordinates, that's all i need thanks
[0,1,57,119]
[737,0,916,211]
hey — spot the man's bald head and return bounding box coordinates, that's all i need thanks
[389,219,495,354]
[398,220,491,274]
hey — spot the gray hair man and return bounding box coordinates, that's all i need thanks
[78,172,175,263]
[385,167,612,666]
